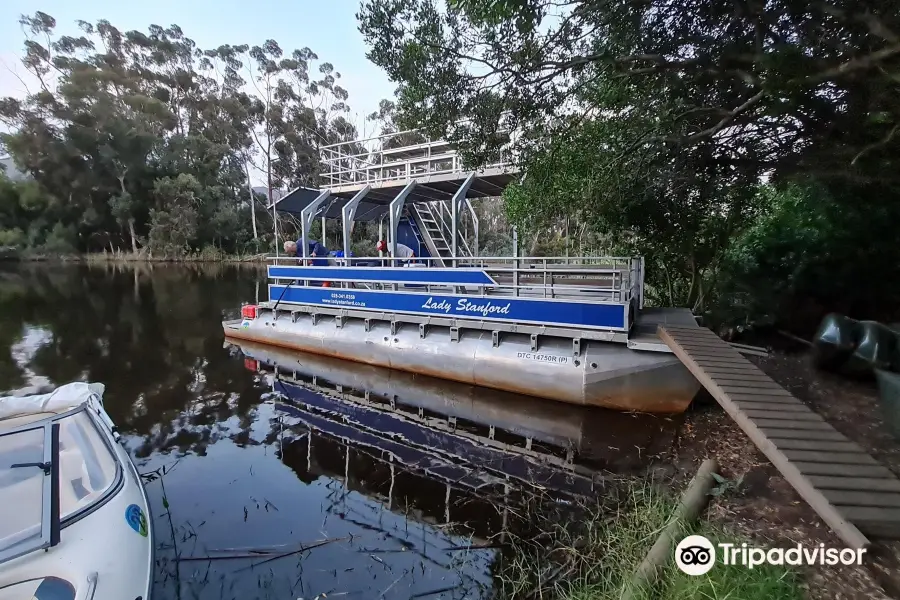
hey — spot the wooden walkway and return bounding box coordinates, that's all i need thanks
[659,324,900,549]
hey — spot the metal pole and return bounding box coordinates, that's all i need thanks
[512,226,519,297]
[299,191,331,260]
[450,173,476,266]
[388,180,418,259]
[273,197,279,258]
[342,186,371,260]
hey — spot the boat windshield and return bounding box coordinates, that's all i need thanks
[0,426,46,560]
[0,406,119,564]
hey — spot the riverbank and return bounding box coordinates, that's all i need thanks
[492,340,900,600]
[666,344,900,600]
[494,480,804,600]
[13,249,269,263]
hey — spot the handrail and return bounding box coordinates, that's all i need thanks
[266,256,642,304]
[320,127,515,189]
[408,204,449,267]
[466,199,479,258]
[268,255,640,264]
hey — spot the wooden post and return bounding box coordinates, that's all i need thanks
[621,458,718,600]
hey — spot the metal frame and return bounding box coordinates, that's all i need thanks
[298,191,331,259]
[268,255,642,304]
[319,128,514,189]
[341,186,371,258]
[387,181,417,258]
[451,173,476,262]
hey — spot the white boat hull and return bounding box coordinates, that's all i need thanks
[224,310,701,413]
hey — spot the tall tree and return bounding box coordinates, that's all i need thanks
[358,0,900,310]
[0,11,363,257]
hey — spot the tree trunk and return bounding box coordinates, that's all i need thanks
[245,159,258,240]
[128,219,138,254]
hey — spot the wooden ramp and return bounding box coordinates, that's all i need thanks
[659,325,900,549]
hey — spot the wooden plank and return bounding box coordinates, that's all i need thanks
[835,506,900,525]
[782,449,880,466]
[658,324,871,548]
[690,357,754,367]
[751,418,836,431]
[706,374,781,385]
[769,439,862,452]
[742,409,826,421]
[730,399,810,412]
[675,337,741,346]
[704,366,772,381]
[823,489,900,508]
[794,462,896,478]
[709,377,795,388]
[706,377,785,390]
[677,344,745,356]
[678,340,745,352]
[762,428,850,442]
[692,358,768,369]
[703,374,779,385]
[664,326,717,335]
[717,385,795,397]
[682,353,749,364]
[808,476,900,493]
[676,340,747,351]
[730,395,809,408]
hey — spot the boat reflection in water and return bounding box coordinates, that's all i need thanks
[231,339,679,478]
[222,340,680,598]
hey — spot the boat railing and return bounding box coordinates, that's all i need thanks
[266,255,641,304]
[320,128,514,189]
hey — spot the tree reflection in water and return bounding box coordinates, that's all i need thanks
[0,264,502,599]
[0,263,268,457]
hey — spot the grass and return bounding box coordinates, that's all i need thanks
[494,482,805,600]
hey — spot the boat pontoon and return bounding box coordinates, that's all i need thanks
[224,128,701,413]
[0,383,153,600]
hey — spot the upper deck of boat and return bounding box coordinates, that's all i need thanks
[317,129,519,204]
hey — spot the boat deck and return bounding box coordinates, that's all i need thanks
[659,325,900,548]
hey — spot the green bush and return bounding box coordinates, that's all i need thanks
[41,222,77,254]
[0,227,25,248]
[713,179,900,333]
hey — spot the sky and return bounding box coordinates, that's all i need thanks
[0,0,397,135]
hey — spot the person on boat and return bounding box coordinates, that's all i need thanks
[376,240,415,265]
[284,239,330,265]
[283,239,332,286]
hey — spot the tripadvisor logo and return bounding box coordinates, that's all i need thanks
[675,535,716,576]
[675,535,867,575]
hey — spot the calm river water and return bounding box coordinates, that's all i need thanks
[0,263,679,599]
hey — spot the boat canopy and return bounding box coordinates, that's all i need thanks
[0,383,105,423]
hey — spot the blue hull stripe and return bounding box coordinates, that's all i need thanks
[268,265,497,286]
[268,285,627,330]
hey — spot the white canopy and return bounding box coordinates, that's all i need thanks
[0,382,105,422]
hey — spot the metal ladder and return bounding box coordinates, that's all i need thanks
[408,202,477,266]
